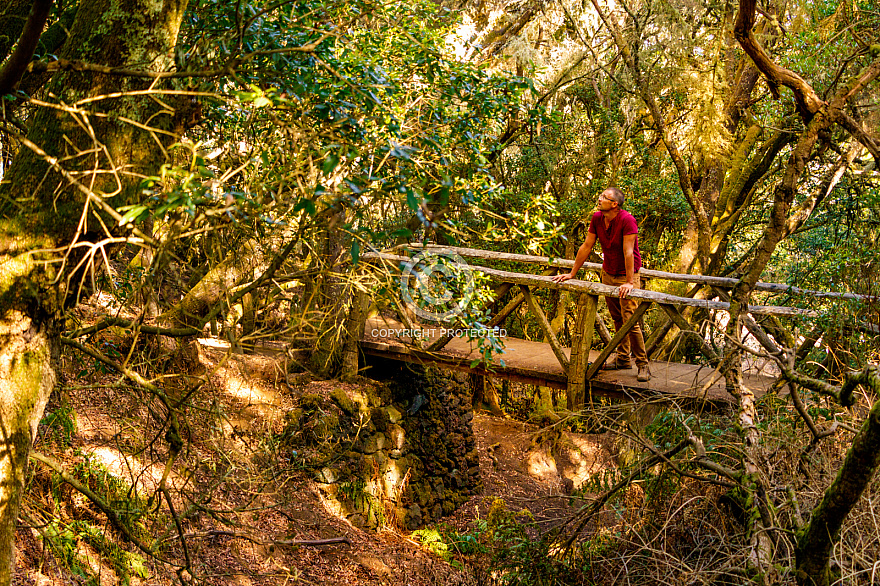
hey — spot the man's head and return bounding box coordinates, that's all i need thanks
[602,187,625,207]
[597,187,624,214]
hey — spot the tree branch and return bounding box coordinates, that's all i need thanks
[29,451,173,565]
[795,369,880,585]
[733,0,825,120]
[66,317,202,339]
[0,0,52,96]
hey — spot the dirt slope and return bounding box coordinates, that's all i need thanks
[16,338,615,586]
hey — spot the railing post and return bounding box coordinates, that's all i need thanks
[341,288,369,381]
[568,293,598,410]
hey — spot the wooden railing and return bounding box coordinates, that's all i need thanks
[363,248,832,409]
[408,244,870,300]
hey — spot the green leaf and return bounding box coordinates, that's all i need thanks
[322,153,340,175]
[117,205,148,226]
[351,240,361,265]
[294,198,316,215]
[406,189,418,211]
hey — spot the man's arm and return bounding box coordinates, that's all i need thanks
[551,232,597,283]
[618,233,637,298]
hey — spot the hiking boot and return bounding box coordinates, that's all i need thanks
[601,355,633,370]
[636,365,651,382]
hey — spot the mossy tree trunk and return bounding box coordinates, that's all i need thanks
[0,0,188,580]
[719,0,880,579]
[795,371,880,586]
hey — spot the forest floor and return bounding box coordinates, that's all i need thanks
[13,306,620,586]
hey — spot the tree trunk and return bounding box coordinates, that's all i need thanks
[795,371,880,586]
[0,305,56,585]
[0,0,188,579]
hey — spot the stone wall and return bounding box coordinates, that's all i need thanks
[286,360,480,530]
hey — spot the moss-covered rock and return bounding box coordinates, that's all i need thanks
[330,388,359,417]
[300,393,323,413]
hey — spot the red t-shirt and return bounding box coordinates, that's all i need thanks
[588,210,642,276]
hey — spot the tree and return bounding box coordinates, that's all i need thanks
[459,0,880,581]
[0,0,527,580]
[0,0,188,581]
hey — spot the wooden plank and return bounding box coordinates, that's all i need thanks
[359,317,761,408]
[362,342,568,389]
[594,315,613,345]
[520,285,570,374]
[658,304,720,367]
[415,244,871,301]
[584,301,652,381]
[363,253,816,317]
[568,293,598,410]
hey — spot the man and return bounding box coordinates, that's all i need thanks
[551,186,650,382]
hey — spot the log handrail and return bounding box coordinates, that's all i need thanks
[365,252,816,318]
[411,244,871,301]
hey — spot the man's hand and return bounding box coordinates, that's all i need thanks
[618,282,634,298]
[551,273,574,283]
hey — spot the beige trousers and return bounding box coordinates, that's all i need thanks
[601,271,649,367]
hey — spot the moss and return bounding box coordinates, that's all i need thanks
[10,350,47,419]
[299,393,323,413]
[330,388,359,417]
[0,253,34,304]
[311,413,339,439]
[370,407,390,431]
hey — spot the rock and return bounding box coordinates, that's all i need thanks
[387,424,405,450]
[363,451,387,472]
[331,388,359,417]
[358,432,385,454]
[316,482,338,497]
[405,504,422,529]
[386,405,403,424]
[354,552,393,576]
[371,407,390,430]
[348,513,367,528]
[316,467,338,484]
[299,393,323,412]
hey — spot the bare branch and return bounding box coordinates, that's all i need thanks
[733,0,824,120]
[29,451,173,565]
[0,0,53,95]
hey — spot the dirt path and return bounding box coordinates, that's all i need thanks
[18,332,617,586]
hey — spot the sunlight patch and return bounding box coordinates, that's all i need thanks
[87,446,183,493]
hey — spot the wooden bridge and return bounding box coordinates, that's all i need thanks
[359,245,860,409]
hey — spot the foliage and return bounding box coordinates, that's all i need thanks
[38,458,152,585]
[39,401,77,448]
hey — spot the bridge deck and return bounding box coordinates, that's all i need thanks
[362,316,781,407]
